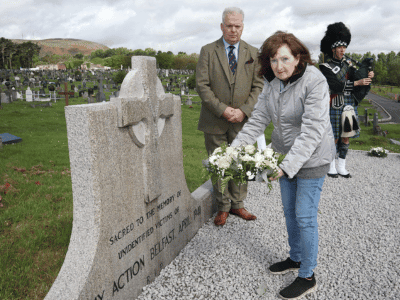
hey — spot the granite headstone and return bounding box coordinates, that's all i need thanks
[44,56,215,300]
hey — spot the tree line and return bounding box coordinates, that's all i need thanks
[318,51,400,87]
[90,48,198,70]
[1,35,398,87]
[0,37,41,69]
[36,47,199,71]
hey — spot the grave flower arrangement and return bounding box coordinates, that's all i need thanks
[368,147,388,158]
[204,143,285,193]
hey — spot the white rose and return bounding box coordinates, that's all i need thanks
[263,147,274,157]
[209,155,217,165]
[254,152,265,168]
[246,171,255,180]
[217,156,231,169]
[231,149,239,158]
[226,147,235,155]
[212,147,222,156]
[241,154,254,162]
[254,152,264,163]
[244,144,256,154]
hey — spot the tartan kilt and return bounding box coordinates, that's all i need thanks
[329,94,360,140]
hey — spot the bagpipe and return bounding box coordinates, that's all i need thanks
[344,55,374,105]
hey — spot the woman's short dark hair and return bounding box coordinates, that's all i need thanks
[258,31,314,81]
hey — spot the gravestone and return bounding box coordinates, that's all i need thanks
[44,56,215,300]
[0,93,7,104]
[373,113,383,135]
[31,102,52,108]
[96,76,106,102]
[59,82,74,106]
[88,94,94,104]
[11,88,17,101]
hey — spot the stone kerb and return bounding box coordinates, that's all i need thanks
[44,56,215,300]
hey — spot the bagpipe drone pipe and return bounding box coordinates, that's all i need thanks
[345,55,375,105]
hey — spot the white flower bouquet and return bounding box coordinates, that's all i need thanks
[204,143,285,193]
[368,147,388,158]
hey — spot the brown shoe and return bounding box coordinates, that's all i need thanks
[214,211,229,226]
[229,208,257,220]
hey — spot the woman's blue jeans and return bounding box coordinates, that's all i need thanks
[279,176,325,278]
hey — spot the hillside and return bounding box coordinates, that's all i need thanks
[11,38,109,57]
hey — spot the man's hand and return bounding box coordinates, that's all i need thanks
[225,108,246,123]
[222,107,235,120]
[368,71,375,79]
[232,109,246,123]
[355,78,372,86]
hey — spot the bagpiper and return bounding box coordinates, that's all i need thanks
[319,22,374,178]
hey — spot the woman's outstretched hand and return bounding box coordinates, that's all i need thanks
[269,168,284,181]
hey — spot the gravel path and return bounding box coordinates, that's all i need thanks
[138,150,400,300]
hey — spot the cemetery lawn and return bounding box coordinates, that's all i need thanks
[371,86,400,99]
[1,97,400,299]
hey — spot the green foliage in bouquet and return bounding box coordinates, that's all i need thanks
[204,143,285,193]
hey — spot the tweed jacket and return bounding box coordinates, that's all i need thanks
[196,37,263,134]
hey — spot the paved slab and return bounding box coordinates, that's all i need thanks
[0,133,22,144]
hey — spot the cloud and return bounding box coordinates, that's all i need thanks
[0,0,398,59]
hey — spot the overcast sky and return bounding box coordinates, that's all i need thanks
[1,0,399,60]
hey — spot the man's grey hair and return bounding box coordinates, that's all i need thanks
[222,7,244,24]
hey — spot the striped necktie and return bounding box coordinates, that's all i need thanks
[228,46,237,75]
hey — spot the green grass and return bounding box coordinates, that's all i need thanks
[371,86,400,100]
[357,99,382,119]
[0,101,74,300]
[1,95,399,299]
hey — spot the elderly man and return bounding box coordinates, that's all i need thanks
[196,7,263,226]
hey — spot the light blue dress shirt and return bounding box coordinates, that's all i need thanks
[222,38,240,61]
